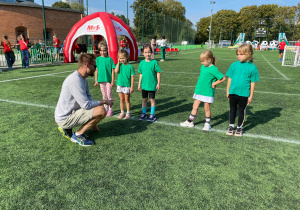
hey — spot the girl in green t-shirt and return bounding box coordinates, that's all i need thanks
[180,50,225,131]
[138,44,162,122]
[94,42,116,117]
[115,49,135,119]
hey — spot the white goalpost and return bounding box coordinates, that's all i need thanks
[282,46,300,67]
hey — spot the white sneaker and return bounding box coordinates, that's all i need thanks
[202,123,211,131]
[180,120,194,127]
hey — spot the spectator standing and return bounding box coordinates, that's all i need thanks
[1,34,15,68]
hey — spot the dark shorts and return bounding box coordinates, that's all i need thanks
[142,89,156,99]
[279,49,284,54]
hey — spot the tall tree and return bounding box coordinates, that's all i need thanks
[70,2,85,13]
[52,1,71,9]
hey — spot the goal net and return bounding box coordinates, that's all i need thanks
[282,46,300,67]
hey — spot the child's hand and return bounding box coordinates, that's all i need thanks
[130,87,134,93]
[138,84,141,91]
[94,82,98,87]
[156,84,160,91]
[247,96,252,105]
[212,84,216,89]
[227,92,230,99]
[111,82,114,88]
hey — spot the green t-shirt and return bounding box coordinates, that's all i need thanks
[226,61,259,97]
[194,65,224,97]
[138,59,162,91]
[96,56,116,83]
[116,63,135,87]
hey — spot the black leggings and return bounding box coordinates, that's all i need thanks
[228,94,248,127]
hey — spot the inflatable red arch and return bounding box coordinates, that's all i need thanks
[64,12,138,64]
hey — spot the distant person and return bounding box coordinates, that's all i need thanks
[150,36,157,59]
[19,34,30,68]
[38,45,50,60]
[53,35,60,62]
[94,42,116,117]
[160,36,167,61]
[226,44,259,136]
[295,39,300,51]
[138,44,161,122]
[55,53,114,146]
[180,50,225,131]
[278,39,286,61]
[1,34,15,68]
[115,49,135,119]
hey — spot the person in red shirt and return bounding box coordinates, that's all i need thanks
[18,34,30,68]
[295,39,300,51]
[53,35,61,62]
[278,39,286,61]
[1,34,15,68]
[119,38,125,49]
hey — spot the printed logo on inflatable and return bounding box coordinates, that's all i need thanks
[115,26,122,33]
[86,25,101,32]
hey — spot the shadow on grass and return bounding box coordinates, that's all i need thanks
[89,118,149,140]
[20,69,55,73]
[244,107,282,131]
[210,106,282,130]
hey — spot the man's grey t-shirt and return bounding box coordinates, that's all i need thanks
[55,71,100,123]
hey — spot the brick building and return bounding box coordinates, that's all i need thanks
[0,1,84,44]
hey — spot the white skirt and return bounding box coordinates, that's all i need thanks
[117,85,131,94]
[193,93,214,103]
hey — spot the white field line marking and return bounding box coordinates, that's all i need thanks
[1,98,299,144]
[0,70,74,83]
[262,55,289,80]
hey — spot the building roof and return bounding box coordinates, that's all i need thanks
[0,1,83,13]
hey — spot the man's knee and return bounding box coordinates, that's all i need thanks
[93,106,106,118]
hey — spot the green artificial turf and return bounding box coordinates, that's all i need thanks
[0,48,300,209]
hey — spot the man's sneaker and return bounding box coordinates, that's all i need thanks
[71,133,94,146]
[148,114,157,122]
[226,126,235,136]
[202,123,211,131]
[106,110,113,117]
[180,120,194,128]
[58,127,72,140]
[124,113,131,119]
[234,128,243,137]
[139,113,147,121]
[118,112,125,119]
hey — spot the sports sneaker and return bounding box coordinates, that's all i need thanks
[226,126,235,136]
[279,59,282,61]
[148,114,157,122]
[71,133,94,146]
[139,113,147,121]
[118,112,125,119]
[234,128,243,137]
[124,113,131,119]
[202,122,211,131]
[180,120,194,128]
[106,110,113,117]
[58,127,73,140]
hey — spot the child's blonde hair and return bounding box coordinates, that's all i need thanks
[98,41,108,56]
[236,44,254,62]
[200,50,217,65]
[118,49,130,64]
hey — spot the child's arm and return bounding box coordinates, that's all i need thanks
[226,77,231,99]
[248,82,256,105]
[212,76,226,89]
[138,74,142,91]
[111,69,115,87]
[156,72,161,91]
[94,69,98,86]
[114,59,120,73]
[130,76,134,93]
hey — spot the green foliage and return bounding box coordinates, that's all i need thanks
[52,1,71,9]
[196,4,300,43]
[70,2,85,13]
[131,0,194,44]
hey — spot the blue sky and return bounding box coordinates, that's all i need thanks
[36,0,299,27]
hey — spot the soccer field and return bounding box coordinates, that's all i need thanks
[1,48,300,209]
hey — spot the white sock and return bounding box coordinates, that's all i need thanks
[229,124,234,128]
